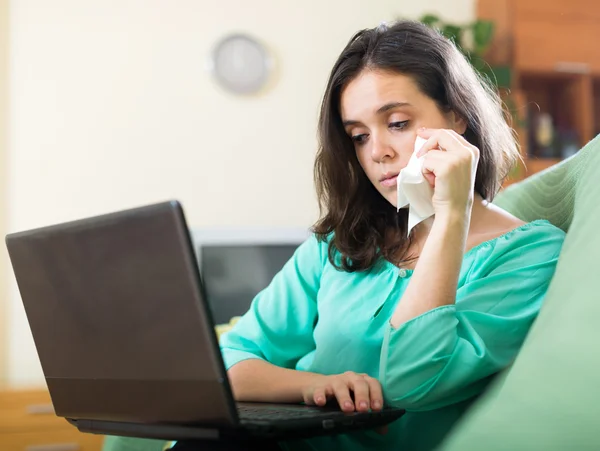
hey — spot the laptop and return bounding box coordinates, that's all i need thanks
[5,200,405,442]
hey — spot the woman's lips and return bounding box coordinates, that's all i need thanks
[380,174,398,187]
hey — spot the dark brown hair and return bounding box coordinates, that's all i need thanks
[312,20,519,272]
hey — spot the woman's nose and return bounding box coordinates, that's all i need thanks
[370,135,395,162]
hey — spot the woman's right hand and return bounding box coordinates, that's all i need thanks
[301,371,384,413]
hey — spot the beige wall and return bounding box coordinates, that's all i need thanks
[0,0,8,389]
[5,0,475,387]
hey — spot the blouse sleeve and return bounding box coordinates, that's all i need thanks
[379,225,565,411]
[219,234,327,371]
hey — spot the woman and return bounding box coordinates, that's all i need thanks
[176,20,564,451]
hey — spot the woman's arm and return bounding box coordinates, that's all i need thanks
[390,128,477,328]
[229,359,385,413]
[219,235,324,397]
[228,359,325,403]
[220,235,384,412]
[390,211,468,328]
[379,224,564,410]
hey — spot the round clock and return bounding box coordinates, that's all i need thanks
[210,33,273,95]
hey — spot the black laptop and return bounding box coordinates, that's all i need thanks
[5,201,405,442]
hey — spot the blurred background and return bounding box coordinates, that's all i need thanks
[0,0,597,449]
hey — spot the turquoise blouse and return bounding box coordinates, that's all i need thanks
[220,220,565,451]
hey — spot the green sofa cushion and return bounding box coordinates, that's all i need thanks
[493,142,594,232]
[440,135,600,450]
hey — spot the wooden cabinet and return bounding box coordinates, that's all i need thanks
[514,18,600,74]
[513,0,600,23]
[513,0,600,73]
[478,0,600,184]
[0,389,104,451]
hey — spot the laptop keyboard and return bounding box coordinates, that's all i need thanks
[238,404,343,421]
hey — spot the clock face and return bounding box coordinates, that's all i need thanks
[211,34,272,95]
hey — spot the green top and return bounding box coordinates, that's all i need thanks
[220,220,565,451]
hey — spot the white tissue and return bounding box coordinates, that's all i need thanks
[397,136,435,236]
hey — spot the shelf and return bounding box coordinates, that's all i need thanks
[518,73,593,161]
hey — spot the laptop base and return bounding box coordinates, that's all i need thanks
[70,402,404,441]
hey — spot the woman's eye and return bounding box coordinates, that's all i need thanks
[351,134,368,144]
[389,120,409,130]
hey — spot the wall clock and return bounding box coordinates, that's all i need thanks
[210,33,273,95]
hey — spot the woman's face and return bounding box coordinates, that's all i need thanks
[340,70,466,208]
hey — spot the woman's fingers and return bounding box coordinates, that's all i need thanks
[312,387,328,406]
[305,372,385,413]
[350,378,371,412]
[332,381,355,412]
[416,128,469,158]
[420,149,448,186]
[364,376,384,411]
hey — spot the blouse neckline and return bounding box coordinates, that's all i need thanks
[387,219,552,276]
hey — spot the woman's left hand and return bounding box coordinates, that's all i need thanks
[416,128,479,219]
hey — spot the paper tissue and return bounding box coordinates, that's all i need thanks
[397,136,435,235]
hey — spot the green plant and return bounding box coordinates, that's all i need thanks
[418,14,510,89]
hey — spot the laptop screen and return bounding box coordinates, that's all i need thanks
[199,244,299,325]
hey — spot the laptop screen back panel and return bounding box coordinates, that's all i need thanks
[6,202,237,427]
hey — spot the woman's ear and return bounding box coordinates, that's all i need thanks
[450,111,468,135]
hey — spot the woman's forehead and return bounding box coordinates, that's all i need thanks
[340,71,427,121]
